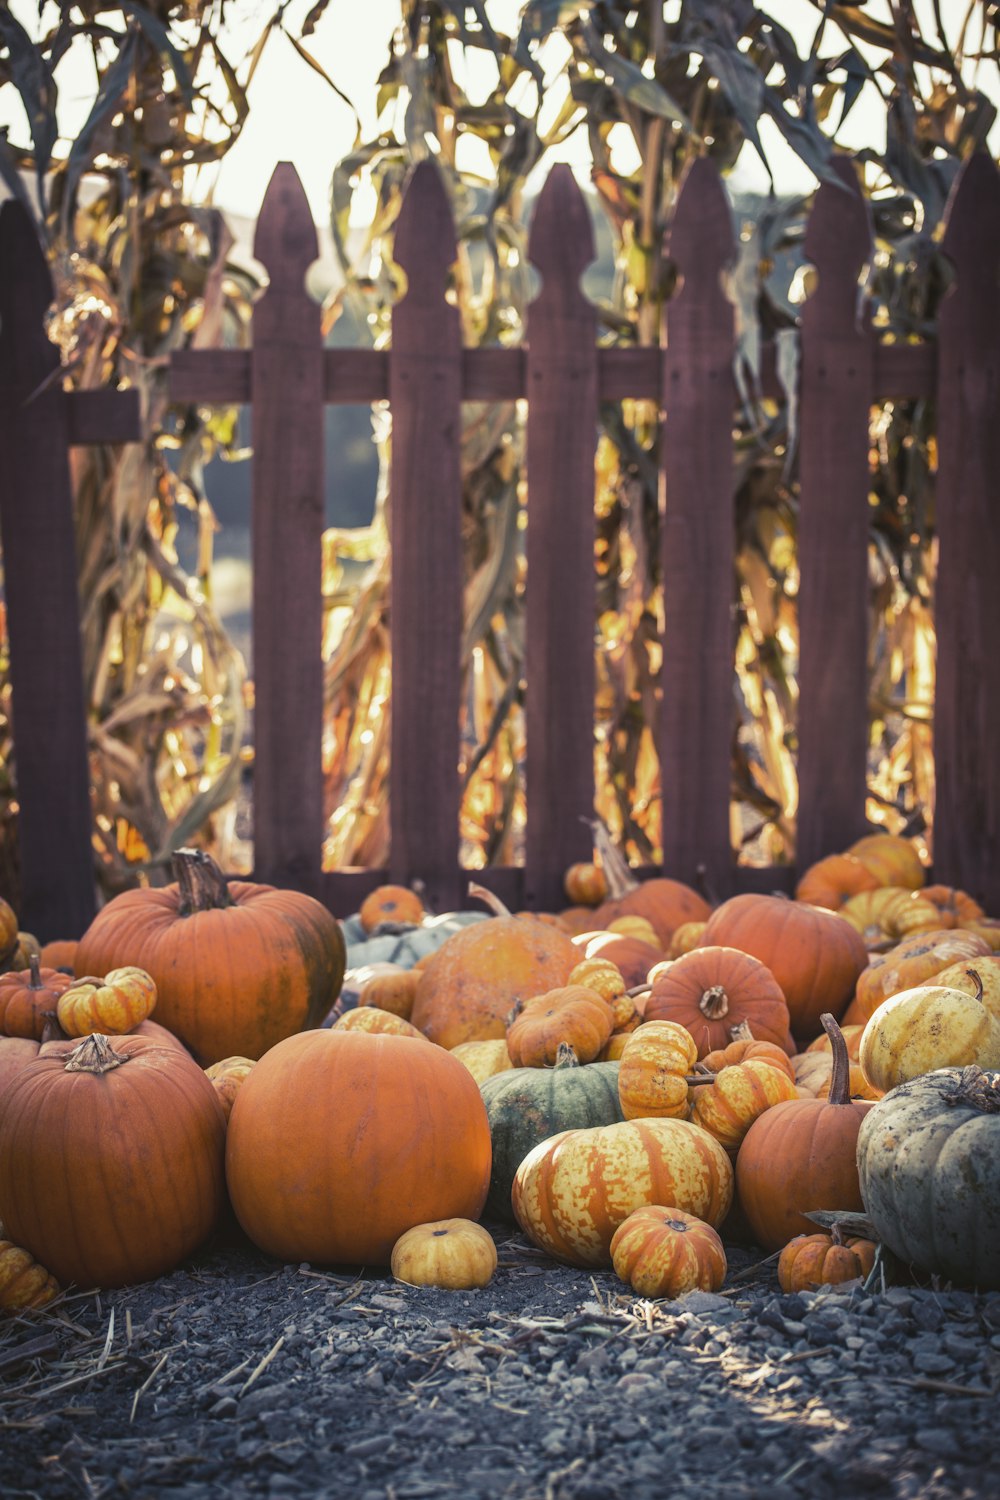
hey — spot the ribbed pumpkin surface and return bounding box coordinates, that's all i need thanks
[511,1117,733,1267]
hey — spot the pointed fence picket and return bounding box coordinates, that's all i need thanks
[1,151,998,934]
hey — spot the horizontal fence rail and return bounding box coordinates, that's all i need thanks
[0,151,997,934]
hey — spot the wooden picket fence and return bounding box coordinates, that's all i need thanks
[0,151,998,939]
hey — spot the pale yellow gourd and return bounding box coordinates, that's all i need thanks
[859,971,1000,1092]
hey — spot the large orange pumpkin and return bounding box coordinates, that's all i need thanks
[735,1016,875,1250]
[642,946,794,1057]
[73,848,346,1065]
[0,1033,227,1288]
[409,892,579,1050]
[226,1030,492,1266]
[699,895,868,1044]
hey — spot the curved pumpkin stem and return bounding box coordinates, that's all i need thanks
[965,968,984,1005]
[63,1033,128,1074]
[467,882,511,919]
[728,1019,755,1043]
[174,848,234,915]
[944,1065,1000,1114]
[554,1043,580,1069]
[820,1013,851,1106]
[585,817,639,899]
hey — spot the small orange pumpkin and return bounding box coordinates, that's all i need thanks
[777,1227,877,1293]
[689,1058,798,1153]
[563,863,608,907]
[610,1207,726,1298]
[617,1021,698,1121]
[56,967,158,1039]
[506,986,613,1068]
[0,956,74,1041]
[358,884,425,932]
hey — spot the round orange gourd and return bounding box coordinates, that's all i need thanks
[617,1021,698,1121]
[689,1058,798,1153]
[358,884,425,932]
[409,890,579,1050]
[643,946,794,1058]
[701,1029,796,1081]
[73,848,346,1065]
[0,896,19,967]
[847,832,925,889]
[918,884,985,929]
[358,968,420,1021]
[610,1207,726,1298]
[563,863,608,907]
[589,823,710,946]
[225,1030,492,1266]
[511,1116,732,1267]
[852,929,991,1023]
[0,1032,227,1288]
[736,1015,876,1251]
[38,940,78,972]
[794,853,879,910]
[572,930,664,988]
[0,956,74,1041]
[506,986,613,1068]
[777,1230,877,1293]
[699,895,869,1045]
[56,967,157,1038]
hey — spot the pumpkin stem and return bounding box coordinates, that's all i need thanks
[584,817,639,899]
[699,985,729,1021]
[965,968,984,1005]
[27,952,42,989]
[505,998,525,1030]
[63,1033,128,1074]
[943,1065,1000,1114]
[820,1013,851,1106]
[467,882,511,919]
[728,1019,755,1043]
[174,848,234,914]
[554,1042,580,1069]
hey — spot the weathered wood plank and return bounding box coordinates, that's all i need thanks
[659,159,737,895]
[523,166,599,910]
[0,203,96,938]
[933,153,1000,909]
[66,387,141,446]
[389,162,464,912]
[797,162,874,868]
[250,163,325,894]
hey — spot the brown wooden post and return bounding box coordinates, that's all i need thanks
[797,159,874,868]
[389,162,464,911]
[660,158,737,895]
[0,203,138,939]
[523,166,598,910]
[934,153,1000,909]
[250,163,325,895]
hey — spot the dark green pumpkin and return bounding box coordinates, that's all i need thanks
[480,1047,624,1223]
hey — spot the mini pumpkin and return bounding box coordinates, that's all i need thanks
[689,1057,798,1154]
[56,967,158,1038]
[0,956,74,1041]
[390,1219,497,1289]
[701,1025,796,1081]
[567,957,627,1003]
[610,1207,726,1298]
[777,1228,877,1293]
[358,968,420,1020]
[617,1021,698,1121]
[204,1056,256,1121]
[0,1239,61,1310]
[563,862,608,907]
[359,883,426,932]
[506,986,613,1068]
[643,946,794,1058]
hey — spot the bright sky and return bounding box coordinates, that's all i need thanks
[3,0,995,222]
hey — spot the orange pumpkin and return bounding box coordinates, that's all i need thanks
[735,1016,876,1251]
[617,1021,699,1121]
[852,929,991,1023]
[918,884,985,929]
[610,1207,726,1298]
[794,853,879,910]
[358,968,420,1021]
[0,956,74,1041]
[0,1032,227,1288]
[847,832,925,889]
[805,1023,864,1061]
[409,890,579,1050]
[777,1228,877,1293]
[689,1058,798,1154]
[699,895,868,1045]
[572,931,664,988]
[73,848,346,1065]
[643,946,794,1058]
[56,967,158,1038]
[226,1030,492,1266]
[0,1036,41,1097]
[563,863,608,907]
[506,986,613,1068]
[358,884,425,932]
[589,820,710,946]
[511,1117,733,1267]
[38,940,78,972]
[701,1027,796,1081]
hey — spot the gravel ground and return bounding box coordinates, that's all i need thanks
[0,1222,996,1500]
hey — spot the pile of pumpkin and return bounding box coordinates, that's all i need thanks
[0,832,997,1312]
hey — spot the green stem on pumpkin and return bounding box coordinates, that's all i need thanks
[820,1012,851,1106]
